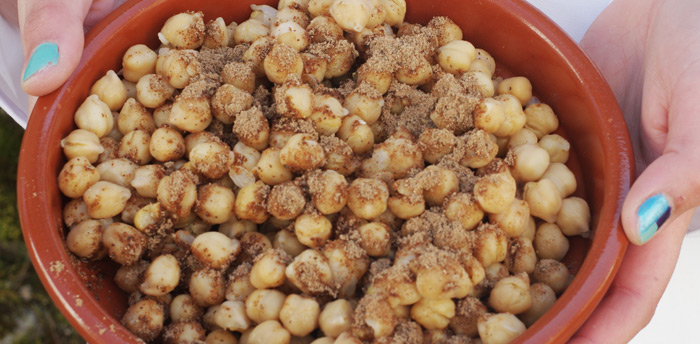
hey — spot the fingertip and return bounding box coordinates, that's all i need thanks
[21,38,84,97]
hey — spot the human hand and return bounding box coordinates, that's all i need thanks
[572,0,700,342]
[18,0,124,98]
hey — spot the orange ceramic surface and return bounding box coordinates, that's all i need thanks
[17,0,632,343]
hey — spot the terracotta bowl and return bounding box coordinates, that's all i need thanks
[17,0,632,342]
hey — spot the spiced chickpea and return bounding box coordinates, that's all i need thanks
[140,254,181,296]
[211,84,254,124]
[102,222,148,265]
[221,62,256,94]
[91,70,127,111]
[279,133,326,172]
[234,106,270,151]
[235,181,271,224]
[189,268,227,307]
[347,178,389,220]
[556,197,591,236]
[477,313,526,344]
[118,98,156,135]
[150,127,186,162]
[58,156,100,198]
[122,299,165,341]
[533,223,569,261]
[160,11,205,49]
[66,219,105,260]
[122,44,158,82]
[74,94,114,138]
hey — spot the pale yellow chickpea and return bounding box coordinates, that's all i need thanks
[264,43,304,84]
[234,106,270,151]
[534,223,570,261]
[309,94,345,136]
[438,40,476,74]
[493,94,526,138]
[204,17,230,49]
[540,162,577,198]
[234,18,270,45]
[118,98,156,134]
[162,321,207,344]
[322,136,360,176]
[295,213,333,248]
[136,74,176,109]
[508,128,539,149]
[102,221,148,265]
[347,178,389,220]
[225,263,255,302]
[157,170,197,218]
[305,170,346,215]
[255,148,293,186]
[206,329,238,344]
[122,299,165,341]
[211,84,254,124]
[63,199,90,227]
[279,294,320,337]
[243,36,276,77]
[301,52,328,83]
[320,40,356,79]
[234,181,271,224]
[285,249,335,295]
[61,129,104,164]
[66,219,105,260]
[488,273,532,314]
[190,141,233,179]
[191,231,240,270]
[523,179,563,223]
[246,320,291,344]
[519,283,557,327]
[159,49,200,89]
[189,268,226,307]
[131,164,166,198]
[160,11,205,49]
[272,21,310,51]
[114,261,148,294]
[329,0,370,32]
[344,84,383,125]
[118,129,152,165]
[357,222,391,257]
[133,202,167,233]
[449,297,487,337]
[510,143,551,182]
[556,197,591,236]
[386,193,425,220]
[91,70,127,111]
[273,229,305,258]
[395,57,432,85]
[488,199,530,237]
[473,97,506,134]
[319,299,353,338]
[245,289,287,324]
[266,182,305,220]
[324,239,369,298]
[524,103,559,138]
[477,313,526,344]
[140,254,181,296]
[306,15,343,43]
[74,94,114,138]
[58,156,101,198]
[279,133,326,172]
[122,44,157,82]
[417,128,456,164]
[428,16,463,46]
[97,136,120,163]
[467,71,496,98]
[83,180,131,218]
[250,249,291,289]
[444,193,484,231]
[459,129,498,169]
[276,79,314,119]
[169,92,211,133]
[383,0,406,27]
[473,224,508,267]
[410,298,455,330]
[497,76,532,106]
[170,294,203,323]
[152,102,173,128]
[356,61,392,95]
[533,259,572,294]
[215,300,251,332]
[203,305,222,332]
[522,216,537,242]
[147,127,185,162]
[538,134,570,163]
[353,294,397,339]
[221,62,256,94]
[473,171,517,214]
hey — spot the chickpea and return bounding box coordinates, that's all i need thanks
[497,76,532,106]
[74,94,114,138]
[63,199,90,227]
[234,106,270,151]
[317,40,356,79]
[140,254,181,296]
[122,299,165,341]
[523,179,563,223]
[160,11,205,49]
[492,94,526,138]
[428,16,463,46]
[438,40,476,74]
[264,43,304,84]
[191,231,240,269]
[149,127,186,162]
[357,222,391,257]
[66,219,105,260]
[118,98,155,135]
[383,0,406,27]
[169,90,211,133]
[159,49,200,89]
[459,129,498,168]
[344,84,383,125]
[279,294,321,336]
[508,128,539,149]
[273,229,306,258]
[170,294,203,323]
[488,273,532,314]
[157,170,197,218]
[102,222,147,265]
[285,249,335,295]
[162,321,206,344]
[538,134,570,163]
[204,17,230,49]
[540,162,577,198]
[473,224,508,267]
[83,181,131,218]
[225,263,255,302]
[131,164,166,198]
[189,268,226,307]
[473,171,517,214]
[58,156,100,198]
[357,61,393,95]
[244,36,276,77]
[329,0,370,32]
[279,133,326,172]
[556,197,591,236]
[488,199,530,237]
[97,136,119,163]
[473,98,505,134]
[395,57,432,86]
[307,170,348,215]
[533,223,570,261]
[235,181,271,224]
[532,259,572,294]
[519,283,557,327]
[449,297,487,337]
[347,178,389,220]
[221,62,256,94]
[353,294,397,339]
[122,44,157,82]
[505,237,537,275]
[418,128,456,164]
[212,84,254,124]
[91,70,127,111]
[250,249,291,289]
[246,320,291,344]
[215,300,251,332]
[410,298,455,331]
[190,141,233,179]
[322,136,361,176]
[524,103,559,138]
[114,261,149,294]
[477,313,526,344]
[136,74,176,109]
[206,329,238,344]
[306,15,343,43]
[323,239,370,298]
[443,193,484,230]
[318,299,353,338]
[295,213,333,248]
[118,129,153,165]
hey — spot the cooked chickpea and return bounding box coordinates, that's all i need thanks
[344,85,383,125]
[533,259,571,294]
[473,171,517,214]
[122,44,157,82]
[206,329,238,344]
[170,294,203,322]
[321,40,356,79]
[383,0,406,27]
[477,313,526,344]
[191,231,240,269]
[114,261,149,294]
[140,254,181,296]
[443,193,484,230]
[524,103,558,138]
[246,320,291,344]
[83,181,131,218]
[438,40,476,74]
[319,299,353,338]
[556,197,591,236]
[510,143,550,182]
[91,70,127,111]
[279,133,326,172]
[410,298,455,330]
[307,15,343,43]
[159,49,200,89]
[234,106,270,151]
[212,84,254,124]
[459,129,498,168]
[540,162,577,198]
[357,222,391,257]
[357,61,392,95]
[169,91,211,133]
[246,289,287,324]
[533,223,569,261]
[329,0,370,32]
[473,98,505,134]
[272,21,310,51]
[264,43,304,84]
[66,219,105,260]
[295,213,332,248]
[492,94,526,138]
[497,76,532,106]
[221,62,256,94]
[204,17,230,48]
[449,297,487,337]
[266,182,305,220]
[149,127,186,162]
[473,224,508,267]
[225,263,255,302]
[131,164,166,198]
[234,18,270,45]
[74,94,114,138]
[243,36,276,77]
[507,128,538,148]
[157,170,197,218]
[250,249,291,289]
[160,11,205,49]
[152,102,173,128]
[190,141,233,179]
[395,57,432,86]
[428,16,463,46]
[122,299,165,341]
[347,178,389,220]
[118,129,153,165]
[306,171,347,216]
[504,236,537,275]
[189,268,226,307]
[136,74,176,109]
[58,156,100,198]
[285,249,335,295]
[63,199,90,227]
[538,134,570,163]
[235,181,271,224]
[488,273,532,314]
[488,199,530,237]
[301,52,328,84]
[215,300,251,332]
[276,79,314,119]
[162,321,207,344]
[102,222,147,265]
[523,179,562,223]
[353,294,397,339]
[519,283,557,327]
[279,294,321,336]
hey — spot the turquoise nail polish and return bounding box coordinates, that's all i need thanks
[637,194,671,243]
[23,42,59,81]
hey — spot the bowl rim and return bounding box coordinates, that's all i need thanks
[17,0,633,343]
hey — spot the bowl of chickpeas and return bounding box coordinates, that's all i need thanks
[18,0,632,343]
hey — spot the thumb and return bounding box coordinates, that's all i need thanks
[621,77,700,245]
[18,0,93,97]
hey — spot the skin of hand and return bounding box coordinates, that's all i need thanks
[17,0,124,100]
[573,0,700,342]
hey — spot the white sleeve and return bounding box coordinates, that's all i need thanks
[524,0,613,43]
[0,14,28,129]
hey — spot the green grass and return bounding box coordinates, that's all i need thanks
[0,109,82,344]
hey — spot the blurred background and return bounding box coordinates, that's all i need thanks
[0,109,82,343]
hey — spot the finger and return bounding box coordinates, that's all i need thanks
[569,211,691,344]
[18,0,93,97]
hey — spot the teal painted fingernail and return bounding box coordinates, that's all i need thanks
[23,42,59,81]
[637,194,671,243]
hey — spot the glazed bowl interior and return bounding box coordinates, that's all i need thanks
[18,0,632,343]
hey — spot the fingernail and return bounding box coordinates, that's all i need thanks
[637,194,671,243]
[23,42,59,81]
